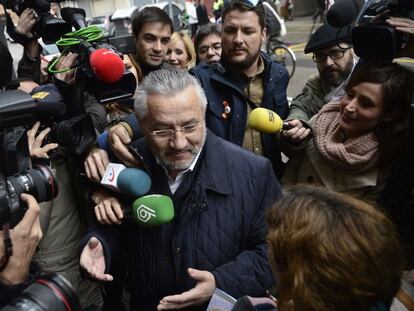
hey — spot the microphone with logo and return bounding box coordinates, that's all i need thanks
[127,194,175,226]
[247,107,293,134]
[100,163,151,197]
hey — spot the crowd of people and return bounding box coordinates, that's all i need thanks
[0,1,414,311]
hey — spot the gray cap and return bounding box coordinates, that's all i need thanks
[304,24,352,54]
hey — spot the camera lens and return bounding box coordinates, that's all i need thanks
[2,273,81,311]
[4,165,58,227]
[7,164,58,202]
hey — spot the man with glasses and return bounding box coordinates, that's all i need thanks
[284,23,355,142]
[194,24,222,65]
[80,69,281,310]
[191,0,289,178]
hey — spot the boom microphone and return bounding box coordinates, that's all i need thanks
[89,48,125,84]
[131,194,174,226]
[327,0,364,28]
[247,107,292,133]
[101,163,151,197]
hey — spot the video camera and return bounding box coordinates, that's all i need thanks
[1,0,71,44]
[327,0,414,59]
[52,7,137,105]
[0,85,97,157]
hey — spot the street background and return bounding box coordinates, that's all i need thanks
[5,16,414,99]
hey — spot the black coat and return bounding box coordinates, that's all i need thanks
[83,130,282,310]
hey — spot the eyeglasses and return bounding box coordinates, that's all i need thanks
[198,43,222,54]
[149,122,204,139]
[312,48,351,63]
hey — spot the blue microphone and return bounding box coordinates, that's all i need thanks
[101,163,151,197]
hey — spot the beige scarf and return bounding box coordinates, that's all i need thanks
[313,101,379,173]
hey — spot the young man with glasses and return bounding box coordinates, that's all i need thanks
[80,69,282,310]
[191,0,289,178]
[283,23,355,142]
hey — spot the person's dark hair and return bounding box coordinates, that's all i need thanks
[267,186,403,311]
[0,41,13,88]
[345,61,414,167]
[221,0,265,30]
[131,7,174,38]
[194,24,221,53]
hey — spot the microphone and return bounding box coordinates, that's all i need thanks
[247,108,292,134]
[89,48,125,84]
[131,194,174,226]
[327,0,364,28]
[101,163,151,197]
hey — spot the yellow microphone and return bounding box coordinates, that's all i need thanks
[247,107,292,133]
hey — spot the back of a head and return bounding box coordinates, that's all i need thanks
[131,6,174,38]
[221,0,265,30]
[267,186,403,311]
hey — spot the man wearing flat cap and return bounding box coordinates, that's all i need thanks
[284,24,355,141]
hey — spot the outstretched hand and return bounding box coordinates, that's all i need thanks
[80,237,113,282]
[157,268,216,310]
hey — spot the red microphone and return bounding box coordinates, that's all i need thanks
[89,48,125,84]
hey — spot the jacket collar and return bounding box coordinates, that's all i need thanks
[133,130,232,196]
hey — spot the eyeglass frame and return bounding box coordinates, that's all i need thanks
[312,47,352,63]
[147,121,205,139]
[198,42,222,55]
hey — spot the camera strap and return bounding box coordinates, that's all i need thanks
[0,223,13,272]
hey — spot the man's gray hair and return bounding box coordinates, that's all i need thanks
[134,69,208,119]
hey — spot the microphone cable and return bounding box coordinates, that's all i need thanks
[47,26,105,74]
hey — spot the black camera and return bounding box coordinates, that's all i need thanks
[352,0,414,59]
[0,164,58,227]
[327,0,414,60]
[2,0,71,44]
[2,273,82,311]
[0,85,97,156]
[57,7,137,104]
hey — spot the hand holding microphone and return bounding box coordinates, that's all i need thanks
[247,107,311,143]
[92,191,175,226]
[282,119,311,143]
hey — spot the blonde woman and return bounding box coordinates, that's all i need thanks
[165,32,196,69]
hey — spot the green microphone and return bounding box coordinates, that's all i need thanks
[131,194,174,226]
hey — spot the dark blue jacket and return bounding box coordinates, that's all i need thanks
[83,130,282,310]
[191,52,289,177]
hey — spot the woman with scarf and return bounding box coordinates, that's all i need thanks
[281,62,414,204]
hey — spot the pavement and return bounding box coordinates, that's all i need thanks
[276,15,322,98]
